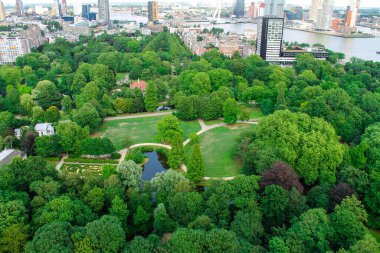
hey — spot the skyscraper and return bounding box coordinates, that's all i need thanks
[248,2,256,18]
[0,1,6,20]
[264,0,285,18]
[61,0,68,16]
[52,0,62,17]
[347,0,360,28]
[16,0,24,17]
[310,0,322,21]
[98,0,110,25]
[148,1,158,22]
[256,16,284,62]
[315,0,334,30]
[233,0,245,18]
[82,4,91,20]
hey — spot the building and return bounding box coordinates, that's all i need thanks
[82,4,91,20]
[0,149,26,167]
[0,1,6,20]
[35,123,54,137]
[233,0,245,18]
[258,2,265,17]
[264,0,285,18]
[310,0,323,21]
[256,16,284,62]
[0,36,30,64]
[52,0,62,17]
[98,0,110,25]
[148,1,159,22]
[16,0,24,17]
[315,0,334,30]
[256,16,328,64]
[61,0,67,16]
[20,25,45,48]
[346,0,360,28]
[130,80,147,92]
[248,2,256,18]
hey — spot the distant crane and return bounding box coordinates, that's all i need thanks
[212,0,222,22]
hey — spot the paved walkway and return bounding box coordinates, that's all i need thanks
[183,119,226,146]
[55,154,68,172]
[104,111,173,122]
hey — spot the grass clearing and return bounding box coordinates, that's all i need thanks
[97,116,201,150]
[116,73,127,81]
[185,124,256,178]
[249,107,264,119]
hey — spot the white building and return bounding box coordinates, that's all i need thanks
[256,16,284,62]
[0,1,6,20]
[264,0,285,18]
[0,36,30,64]
[310,0,323,21]
[35,123,54,137]
[315,0,334,31]
[98,0,110,25]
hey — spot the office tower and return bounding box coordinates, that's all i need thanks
[0,37,30,64]
[256,16,284,61]
[233,0,245,18]
[82,4,91,19]
[347,0,360,28]
[0,1,6,20]
[98,0,110,25]
[52,0,62,17]
[258,2,265,17]
[61,0,67,16]
[248,2,256,18]
[310,0,322,21]
[264,0,285,18]
[148,1,158,22]
[315,0,334,30]
[16,0,24,17]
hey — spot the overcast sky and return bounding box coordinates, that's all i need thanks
[2,0,380,8]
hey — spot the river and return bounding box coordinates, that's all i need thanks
[110,11,380,62]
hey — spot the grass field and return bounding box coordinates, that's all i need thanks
[185,124,256,178]
[97,116,201,150]
[249,107,264,119]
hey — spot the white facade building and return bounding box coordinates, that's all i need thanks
[315,0,334,31]
[0,36,30,64]
[264,0,285,18]
[98,0,110,25]
[35,123,55,137]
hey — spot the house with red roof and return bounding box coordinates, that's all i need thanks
[130,79,147,92]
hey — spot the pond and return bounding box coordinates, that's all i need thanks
[142,151,169,180]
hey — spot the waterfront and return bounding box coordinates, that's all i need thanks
[110,12,380,62]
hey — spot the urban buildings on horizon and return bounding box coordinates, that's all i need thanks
[98,0,110,25]
[148,1,159,22]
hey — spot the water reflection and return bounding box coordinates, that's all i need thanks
[142,151,169,181]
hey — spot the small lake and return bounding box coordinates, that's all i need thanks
[142,151,169,180]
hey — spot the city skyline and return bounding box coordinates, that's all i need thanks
[1,0,380,8]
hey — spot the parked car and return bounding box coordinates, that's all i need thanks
[157,106,172,111]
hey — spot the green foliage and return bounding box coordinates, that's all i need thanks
[168,191,203,226]
[223,98,239,124]
[168,132,184,169]
[32,80,62,109]
[157,115,183,144]
[144,82,158,112]
[80,137,115,156]
[153,203,176,235]
[72,103,102,130]
[187,144,205,183]
[56,121,89,154]
[117,160,143,189]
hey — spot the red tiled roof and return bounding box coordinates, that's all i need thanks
[130,80,147,90]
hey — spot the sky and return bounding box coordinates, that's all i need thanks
[2,0,380,8]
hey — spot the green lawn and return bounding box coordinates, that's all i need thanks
[249,107,264,119]
[97,116,201,150]
[185,124,256,178]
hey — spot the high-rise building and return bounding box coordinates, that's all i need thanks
[233,0,245,18]
[264,0,285,18]
[0,1,6,20]
[256,16,284,62]
[16,0,24,17]
[346,0,360,28]
[0,36,30,64]
[82,4,91,20]
[61,0,68,16]
[310,0,323,21]
[52,0,62,17]
[248,2,256,18]
[148,1,159,22]
[258,2,265,17]
[98,0,110,25]
[315,0,334,30]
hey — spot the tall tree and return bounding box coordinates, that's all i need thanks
[223,98,239,124]
[144,82,158,112]
[187,144,205,183]
[168,133,184,169]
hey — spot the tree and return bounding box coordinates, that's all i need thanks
[231,201,264,245]
[206,229,240,253]
[153,203,176,235]
[157,115,183,144]
[0,200,27,234]
[31,106,44,123]
[167,192,203,226]
[168,133,184,169]
[133,205,151,234]
[5,85,20,113]
[72,103,102,130]
[260,185,289,229]
[35,135,62,157]
[84,187,105,213]
[268,237,289,253]
[238,110,344,185]
[259,161,304,193]
[32,80,62,109]
[329,183,355,209]
[125,236,156,253]
[0,111,15,136]
[223,98,239,124]
[56,121,89,154]
[190,72,211,95]
[349,141,368,169]
[80,137,115,156]
[0,223,29,253]
[109,196,129,226]
[20,94,35,115]
[61,95,72,114]
[187,144,205,183]
[25,222,73,253]
[144,82,158,112]
[167,228,206,253]
[44,106,60,122]
[348,234,380,253]
[85,215,125,253]
[117,160,143,189]
[20,131,38,155]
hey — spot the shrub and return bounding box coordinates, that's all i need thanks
[80,137,116,156]
[126,149,145,164]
